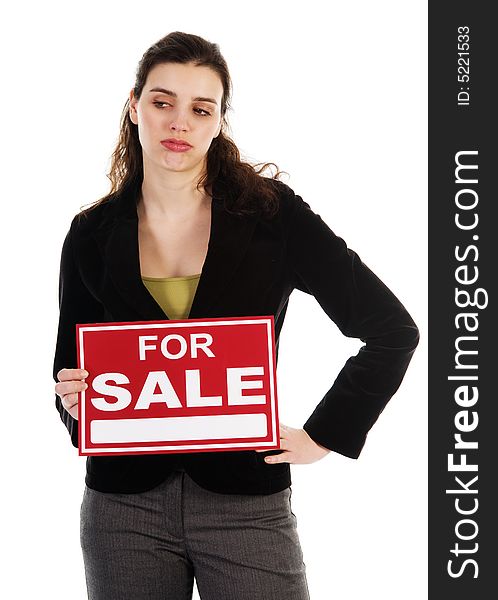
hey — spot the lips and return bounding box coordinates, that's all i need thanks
[161,138,192,152]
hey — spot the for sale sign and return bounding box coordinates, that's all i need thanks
[76,316,280,456]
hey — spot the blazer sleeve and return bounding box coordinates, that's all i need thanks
[52,217,104,448]
[285,192,420,459]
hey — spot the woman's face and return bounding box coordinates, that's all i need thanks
[129,62,223,177]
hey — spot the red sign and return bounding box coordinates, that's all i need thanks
[76,316,280,456]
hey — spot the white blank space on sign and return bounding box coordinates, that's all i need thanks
[91,414,268,444]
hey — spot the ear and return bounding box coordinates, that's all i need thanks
[129,89,138,125]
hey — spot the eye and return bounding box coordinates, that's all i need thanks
[152,101,211,116]
[153,101,171,109]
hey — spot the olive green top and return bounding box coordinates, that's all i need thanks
[141,273,201,320]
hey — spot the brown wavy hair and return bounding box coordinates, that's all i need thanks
[80,31,287,219]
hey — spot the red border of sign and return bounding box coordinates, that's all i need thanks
[77,315,280,456]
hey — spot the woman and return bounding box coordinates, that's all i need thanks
[53,31,419,600]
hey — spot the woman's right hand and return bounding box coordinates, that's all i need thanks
[55,368,89,421]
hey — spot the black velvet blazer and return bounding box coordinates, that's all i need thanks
[53,178,419,494]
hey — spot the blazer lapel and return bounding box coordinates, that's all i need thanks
[93,183,260,321]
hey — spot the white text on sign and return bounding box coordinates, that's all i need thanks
[90,333,266,411]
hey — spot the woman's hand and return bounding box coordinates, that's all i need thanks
[256,423,331,465]
[55,368,89,421]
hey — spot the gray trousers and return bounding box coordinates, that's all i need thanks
[80,469,310,599]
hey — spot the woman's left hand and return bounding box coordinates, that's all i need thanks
[256,423,331,465]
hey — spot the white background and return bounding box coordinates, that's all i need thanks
[1,1,427,598]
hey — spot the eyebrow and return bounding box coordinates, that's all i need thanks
[148,87,218,105]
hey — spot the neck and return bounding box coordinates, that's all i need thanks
[138,159,211,222]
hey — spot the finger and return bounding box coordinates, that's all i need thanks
[279,438,289,451]
[279,427,289,440]
[55,380,88,397]
[255,439,287,453]
[57,368,89,382]
[61,392,79,410]
[264,450,292,464]
[55,381,86,397]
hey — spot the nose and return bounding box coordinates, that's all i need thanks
[169,107,189,133]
